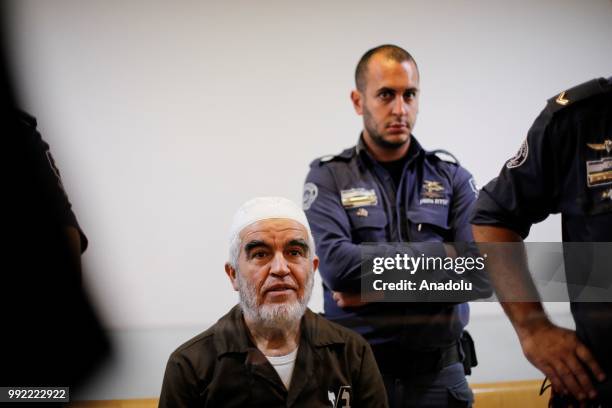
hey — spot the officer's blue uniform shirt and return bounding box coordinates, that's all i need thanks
[304,136,480,349]
[473,77,612,370]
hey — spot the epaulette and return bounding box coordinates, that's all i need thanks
[15,109,38,128]
[427,149,460,165]
[310,147,355,167]
[546,77,610,115]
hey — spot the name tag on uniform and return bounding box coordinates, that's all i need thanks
[586,157,612,187]
[340,188,378,208]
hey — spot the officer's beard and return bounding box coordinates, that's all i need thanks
[363,105,412,150]
[236,269,314,332]
[368,130,408,150]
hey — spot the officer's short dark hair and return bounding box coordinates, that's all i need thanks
[355,44,418,92]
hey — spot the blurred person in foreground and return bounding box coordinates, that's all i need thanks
[0,20,108,391]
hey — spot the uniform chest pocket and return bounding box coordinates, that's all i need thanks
[406,209,451,242]
[347,206,388,244]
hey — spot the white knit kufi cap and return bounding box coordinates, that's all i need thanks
[229,197,312,243]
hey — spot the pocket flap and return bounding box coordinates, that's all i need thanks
[406,208,450,230]
[348,207,388,229]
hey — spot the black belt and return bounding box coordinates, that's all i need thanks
[371,342,461,377]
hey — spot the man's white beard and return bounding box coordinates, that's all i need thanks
[236,270,314,331]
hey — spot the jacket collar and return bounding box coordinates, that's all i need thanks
[300,309,347,347]
[356,133,424,168]
[213,305,253,355]
[213,306,346,356]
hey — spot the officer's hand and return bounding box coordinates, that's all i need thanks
[518,321,605,401]
[332,291,368,308]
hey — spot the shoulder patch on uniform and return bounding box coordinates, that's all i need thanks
[310,147,355,167]
[302,182,318,210]
[469,177,479,197]
[506,138,529,169]
[546,78,609,114]
[430,149,459,165]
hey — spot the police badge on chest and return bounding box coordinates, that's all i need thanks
[419,180,449,206]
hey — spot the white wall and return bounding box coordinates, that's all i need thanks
[6,0,612,398]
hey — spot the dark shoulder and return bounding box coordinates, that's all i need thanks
[306,310,369,350]
[423,149,466,181]
[13,110,43,141]
[526,78,612,141]
[423,148,476,188]
[12,110,49,153]
[169,325,217,365]
[15,110,38,129]
[424,149,460,167]
[309,146,356,169]
[545,77,611,116]
[169,306,244,366]
[162,325,218,404]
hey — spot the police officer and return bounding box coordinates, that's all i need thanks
[472,77,612,407]
[303,44,482,407]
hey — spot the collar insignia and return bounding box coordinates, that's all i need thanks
[555,91,570,106]
[587,140,612,153]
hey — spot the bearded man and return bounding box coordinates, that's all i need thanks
[159,197,387,408]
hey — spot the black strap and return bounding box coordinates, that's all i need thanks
[371,342,461,377]
[459,330,478,375]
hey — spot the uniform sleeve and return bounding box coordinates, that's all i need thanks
[305,163,366,292]
[159,353,200,408]
[23,121,89,251]
[445,165,493,300]
[305,163,447,293]
[472,109,564,238]
[450,165,478,241]
[354,341,389,408]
